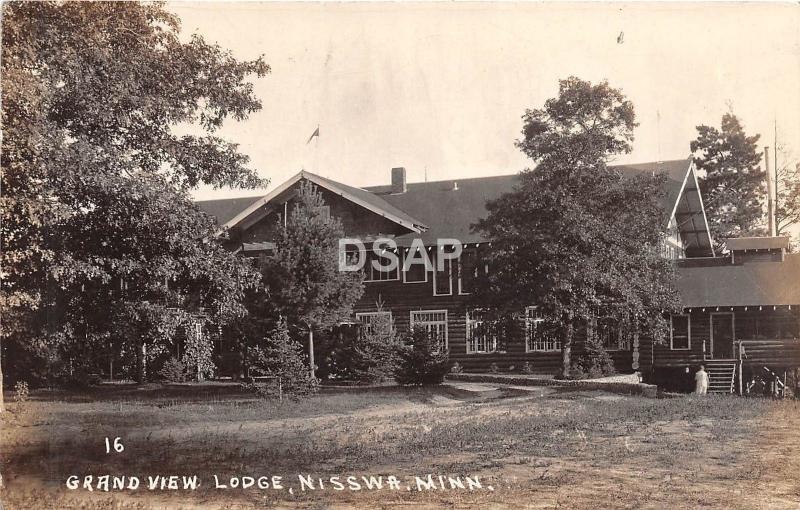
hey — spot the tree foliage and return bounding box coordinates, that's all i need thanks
[775,146,800,248]
[474,77,680,377]
[319,303,401,383]
[248,320,319,400]
[1,1,269,387]
[568,330,616,380]
[690,113,766,249]
[262,182,365,330]
[258,181,364,377]
[393,326,450,386]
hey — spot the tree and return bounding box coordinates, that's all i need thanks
[690,113,766,249]
[474,77,680,378]
[259,182,365,380]
[250,320,319,400]
[393,326,451,386]
[1,1,269,397]
[775,146,800,248]
[319,301,401,383]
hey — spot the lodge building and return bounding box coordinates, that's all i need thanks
[197,159,800,393]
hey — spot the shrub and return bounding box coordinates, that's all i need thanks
[63,369,102,389]
[393,326,450,386]
[319,306,401,383]
[158,357,187,383]
[13,381,29,404]
[566,336,616,380]
[250,320,318,399]
[349,311,402,383]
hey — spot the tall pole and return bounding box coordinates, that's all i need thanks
[765,146,775,237]
[774,120,779,233]
[308,328,316,380]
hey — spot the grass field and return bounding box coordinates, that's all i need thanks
[1,383,799,509]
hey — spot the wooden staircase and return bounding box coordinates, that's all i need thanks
[704,360,737,394]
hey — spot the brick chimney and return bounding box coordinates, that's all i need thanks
[391,167,407,194]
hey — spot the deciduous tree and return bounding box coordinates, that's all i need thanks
[474,77,680,377]
[1,1,269,395]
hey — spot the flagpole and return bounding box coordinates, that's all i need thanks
[305,125,320,174]
[315,124,320,176]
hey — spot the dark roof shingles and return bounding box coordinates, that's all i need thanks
[676,253,800,307]
[195,159,691,246]
[365,159,690,245]
[195,195,264,225]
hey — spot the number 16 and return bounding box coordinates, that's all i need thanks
[105,437,124,453]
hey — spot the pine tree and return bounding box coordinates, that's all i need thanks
[691,113,766,249]
[394,326,451,386]
[252,320,318,399]
[259,181,364,380]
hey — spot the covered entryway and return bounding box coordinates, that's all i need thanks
[710,312,735,359]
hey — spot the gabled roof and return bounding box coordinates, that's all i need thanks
[676,253,800,307]
[307,171,427,231]
[363,159,707,249]
[196,159,711,254]
[201,170,427,235]
[611,159,689,213]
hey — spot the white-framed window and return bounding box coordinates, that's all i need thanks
[670,314,691,350]
[525,307,561,352]
[410,309,448,350]
[355,311,392,337]
[466,309,497,354]
[363,250,400,282]
[402,249,428,283]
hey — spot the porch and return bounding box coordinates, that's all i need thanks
[700,339,800,396]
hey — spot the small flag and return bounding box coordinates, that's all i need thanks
[306,126,319,144]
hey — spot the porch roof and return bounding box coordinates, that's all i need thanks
[676,253,800,307]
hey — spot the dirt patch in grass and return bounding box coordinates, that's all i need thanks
[2,385,798,509]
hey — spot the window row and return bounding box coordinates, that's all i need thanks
[355,308,636,355]
[348,247,489,296]
[668,312,800,351]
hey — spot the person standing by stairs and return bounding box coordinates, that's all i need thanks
[695,365,709,395]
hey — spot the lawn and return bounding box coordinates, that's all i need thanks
[1,383,799,509]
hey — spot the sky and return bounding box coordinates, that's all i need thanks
[170,2,800,204]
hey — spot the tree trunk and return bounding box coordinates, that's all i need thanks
[561,310,573,378]
[308,328,316,380]
[136,340,147,384]
[631,314,640,371]
[0,336,4,413]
